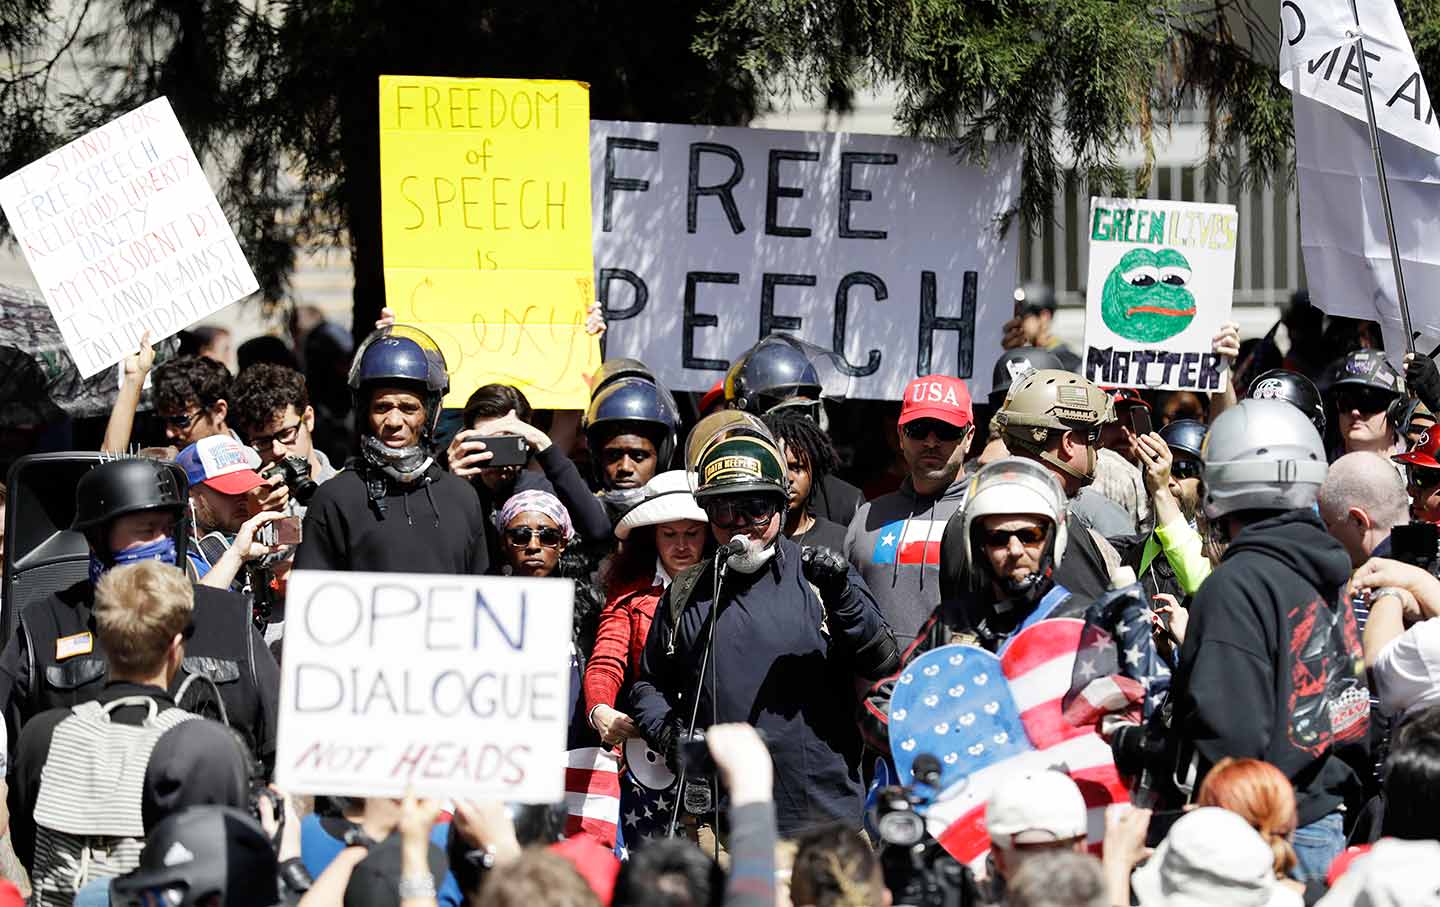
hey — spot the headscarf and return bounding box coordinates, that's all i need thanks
[496,489,575,540]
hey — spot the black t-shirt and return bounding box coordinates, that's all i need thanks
[794,516,849,553]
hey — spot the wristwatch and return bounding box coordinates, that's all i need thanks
[398,874,437,899]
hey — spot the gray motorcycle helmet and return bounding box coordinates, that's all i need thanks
[1201,398,1328,520]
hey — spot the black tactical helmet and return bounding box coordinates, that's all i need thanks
[1247,368,1327,435]
[1159,419,1207,460]
[73,458,188,532]
[723,335,822,414]
[1326,350,1404,398]
[989,347,1064,409]
[583,376,680,472]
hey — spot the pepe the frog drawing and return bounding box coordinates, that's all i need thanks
[1100,247,1197,343]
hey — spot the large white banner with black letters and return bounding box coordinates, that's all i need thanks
[592,122,1021,399]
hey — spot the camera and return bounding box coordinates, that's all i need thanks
[263,454,319,505]
[874,754,973,907]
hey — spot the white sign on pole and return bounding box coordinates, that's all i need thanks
[1082,197,1237,392]
[0,97,259,378]
[592,121,1021,400]
[276,570,574,801]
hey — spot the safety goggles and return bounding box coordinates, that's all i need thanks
[1170,458,1203,481]
[902,419,969,443]
[1335,387,1393,416]
[504,526,566,549]
[979,526,1048,548]
[1409,465,1440,490]
[248,421,303,450]
[702,495,780,530]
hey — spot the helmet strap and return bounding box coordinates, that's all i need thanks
[1008,432,1093,487]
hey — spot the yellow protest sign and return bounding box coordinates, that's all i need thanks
[379,75,599,409]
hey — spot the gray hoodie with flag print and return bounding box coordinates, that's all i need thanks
[844,476,970,649]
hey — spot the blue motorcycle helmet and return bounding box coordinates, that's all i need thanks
[583,375,680,483]
[348,325,450,443]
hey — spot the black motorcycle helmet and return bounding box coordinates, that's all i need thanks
[583,376,680,480]
[1159,419,1206,460]
[723,335,822,414]
[112,806,278,907]
[989,347,1064,409]
[589,357,656,397]
[1246,368,1327,436]
[73,458,190,561]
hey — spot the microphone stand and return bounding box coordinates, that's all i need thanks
[666,546,731,841]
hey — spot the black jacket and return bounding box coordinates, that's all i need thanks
[473,445,613,569]
[0,580,281,768]
[629,537,897,835]
[295,462,489,575]
[1170,509,1368,826]
[8,682,250,872]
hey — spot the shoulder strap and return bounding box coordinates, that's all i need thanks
[1087,527,1124,581]
[663,562,712,657]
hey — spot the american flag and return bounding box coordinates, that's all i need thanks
[1061,583,1170,729]
[564,746,621,846]
[891,619,1130,870]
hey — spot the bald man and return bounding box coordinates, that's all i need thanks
[1319,452,1410,568]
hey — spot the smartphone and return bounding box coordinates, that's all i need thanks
[1129,406,1153,438]
[259,516,303,547]
[474,434,529,468]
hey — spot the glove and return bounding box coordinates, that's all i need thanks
[801,545,851,602]
[655,718,685,774]
[1407,352,1440,412]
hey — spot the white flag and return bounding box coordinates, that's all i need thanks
[1279,0,1440,357]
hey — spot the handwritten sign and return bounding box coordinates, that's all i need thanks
[0,98,259,378]
[592,121,1021,400]
[1082,197,1237,392]
[276,569,574,801]
[379,76,599,409]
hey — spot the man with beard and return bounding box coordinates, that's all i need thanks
[859,458,1091,755]
[845,375,974,649]
[1127,419,1212,601]
[175,435,289,592]
[630,428,898,836]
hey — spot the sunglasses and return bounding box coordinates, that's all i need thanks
[980,526,1049,548]
[162,409,203,429]
[1170,459,1202,481]
[702,495,780,530]
[902,419,968,443]
[1335,388,1392,415]
[249,421,303,450]
[1409,465,1440,489]
[504,526,566,549]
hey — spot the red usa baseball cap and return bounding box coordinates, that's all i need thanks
[900,375,973,428]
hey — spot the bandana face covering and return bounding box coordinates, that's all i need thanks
[361,435,434,484]
[725,533,776,574]
[88,536,179,585]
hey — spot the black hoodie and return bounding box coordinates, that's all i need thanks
[1171,509,1368,826]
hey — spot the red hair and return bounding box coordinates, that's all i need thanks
[1197,757,1298,878]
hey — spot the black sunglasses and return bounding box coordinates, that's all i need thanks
[902,419,968,443]
[1335,388,1393,415]
[980,526,1048,548]
[1170,459,1202,481]
[1409,465,1440,489]
[703,495,780,530]
[504,526,565,549]
[162,409,201,429]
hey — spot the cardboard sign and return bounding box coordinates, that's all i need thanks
[276,569,574,801]
[379,76,600,409]
[1082,197,1237,392]
[592,121,1021,400]
[0,98,259,378]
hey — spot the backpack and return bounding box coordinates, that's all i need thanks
[30,697,197,907]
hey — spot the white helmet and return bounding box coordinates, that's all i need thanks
[1202,398,1328,520]
[943,457,1068,597]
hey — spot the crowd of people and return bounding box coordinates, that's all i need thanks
[3,288,1440,907]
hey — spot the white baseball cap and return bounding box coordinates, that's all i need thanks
[1317,838,1440,907]
[614,470,708,540]
[986,769,1088,849]
[1131,807,1302,907]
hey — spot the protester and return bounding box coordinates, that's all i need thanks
[1356,559,1440,720]
[178,325,234,369]
[787,824,888,907]
[294,326,489,575]
[1376,705,1440,843]
[8,561,251,904]
[1319,452,1409,568]
[1392,428,1440,524]
[987,347,1063,413]
[722,335,863,526]
[845,374,973,647]
[1001,283,1082,372]
[1006,850,1106,907]
[630,428,897,836]
[153,355,236,447]
[762,411,848,551]
[176,435,287,587]
[0,457,279,766]
[862,458,1090,753]
[229,363,341,507]
[448,384,610,565]
[1248,368,1328,437]
[1128,420,1211,600]
[1195,758,1303,890]
[1326,351,1406,460]
[584,372,682,521]
[1116,808,1304,907]
[1317,838,1440,907]
[1169,398,1366,884]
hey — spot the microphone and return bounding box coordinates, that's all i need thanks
[911,753,942,789]
[716,538,748,560]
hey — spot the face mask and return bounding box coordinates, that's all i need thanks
[725,533,776,574]
[88,536,179,585]
[361,435,433,484]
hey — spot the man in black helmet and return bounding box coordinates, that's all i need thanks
[583,372,681,520]
[630,428,898,836]
[294,326,489,575]
[1248,368,1327,438]
[0,456,280,766]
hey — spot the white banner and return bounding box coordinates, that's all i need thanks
[592,121,1021,400]
[276,570,574,801]
[1081,197,1236,392]
[0,98,259,378]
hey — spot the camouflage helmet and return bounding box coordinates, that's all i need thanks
[994,369,1114,483]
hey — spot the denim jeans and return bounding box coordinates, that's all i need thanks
[1292,811,1345,883]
